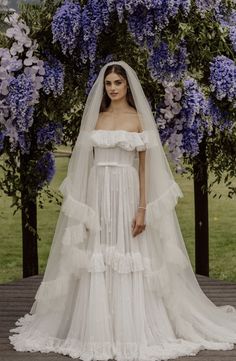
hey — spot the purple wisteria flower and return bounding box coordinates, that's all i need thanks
[179,78,209,157]
[195,0,221,17]
[156,78,210,165]
[17,131,31,154]
[126,1,191,48]
[205,97,234,133]
[0,130,5,151]
[52,1,82,55]
[156,81,184,165]
[42,56,64,97]
[209,55,236,102]
[127,6,155,49]
[52,0,110,63]
[51,0,192,62]
[35,151,56,189]
[80,1,110,63]
[6,73,34,131]
[148,41,188,83]
[229,27,236,52]
[2,73,35,153]
[0,13,45,154]
[36,123,62,147]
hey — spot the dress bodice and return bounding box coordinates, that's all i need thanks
[90,130,148,167]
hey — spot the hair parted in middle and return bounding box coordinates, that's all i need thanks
[99,64,136,112]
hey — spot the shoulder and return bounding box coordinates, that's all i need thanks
[127,110,143,132]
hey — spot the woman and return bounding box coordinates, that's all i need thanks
[9,61,236,361]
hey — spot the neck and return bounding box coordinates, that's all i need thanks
[109,98,129,113]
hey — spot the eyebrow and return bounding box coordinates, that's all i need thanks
[105,79,123,83]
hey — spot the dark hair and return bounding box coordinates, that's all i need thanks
[99,64,136,112]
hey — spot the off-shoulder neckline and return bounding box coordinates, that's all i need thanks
[93,129,144,135]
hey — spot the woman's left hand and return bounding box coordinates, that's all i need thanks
[131,209,146,237]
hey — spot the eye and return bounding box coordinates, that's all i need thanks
[115,80,122,85]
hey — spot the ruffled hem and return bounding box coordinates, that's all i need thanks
[34,246,153,302]
[95,245,152,274]
[62,245,152,274]
[61,193,100,232]
[9,313,235,361]
[91,129,149,152]
[146,181,183,227]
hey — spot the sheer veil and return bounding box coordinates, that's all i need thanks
[30,61,236,345]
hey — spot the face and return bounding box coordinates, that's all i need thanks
[104,72,128,101]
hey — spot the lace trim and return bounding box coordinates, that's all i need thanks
[146,181,183,227]
[9,313,235,361]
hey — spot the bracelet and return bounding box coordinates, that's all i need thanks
[138,206,146,210]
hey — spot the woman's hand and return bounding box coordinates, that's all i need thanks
[131,209,146,237]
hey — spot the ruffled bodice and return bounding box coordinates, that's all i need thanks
[90,130,148,168]
[91,129,148,152]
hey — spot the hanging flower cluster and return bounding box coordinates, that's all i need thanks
[35,151,56,190]
[51,0,82,55]
[0,130,5,151]
[148,40,188,83]
[195,0,221,17]
[205,97,234,132]
[126,0,191,48]
[4,73,35,153]
[0,12,65,190]
[0,13,45,154]
[179,78,210,156]
[36,123,62,147]
[52,0,110,63]
[42,54,64,97]
[157,78,208,166]
[51,0,192,63]
[156,76,233,168]
[209,55,236,103]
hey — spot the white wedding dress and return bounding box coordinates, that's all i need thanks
[9,130,236,361]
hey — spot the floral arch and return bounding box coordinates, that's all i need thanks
[0,0,236,276]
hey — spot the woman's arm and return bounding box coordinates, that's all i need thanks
[138,150,146,208]
[132,150,146,237]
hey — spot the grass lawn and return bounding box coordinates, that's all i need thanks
[0,152,236,283]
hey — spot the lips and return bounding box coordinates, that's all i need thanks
[110,92,118,95]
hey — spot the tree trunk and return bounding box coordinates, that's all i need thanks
[193,136,209,276]
[20,154,38,278]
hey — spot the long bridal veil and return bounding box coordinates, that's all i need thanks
[12,61,236,350]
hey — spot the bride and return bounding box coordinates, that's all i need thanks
[9,61,236,361]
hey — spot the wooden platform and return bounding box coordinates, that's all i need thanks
[0,274,236,361]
